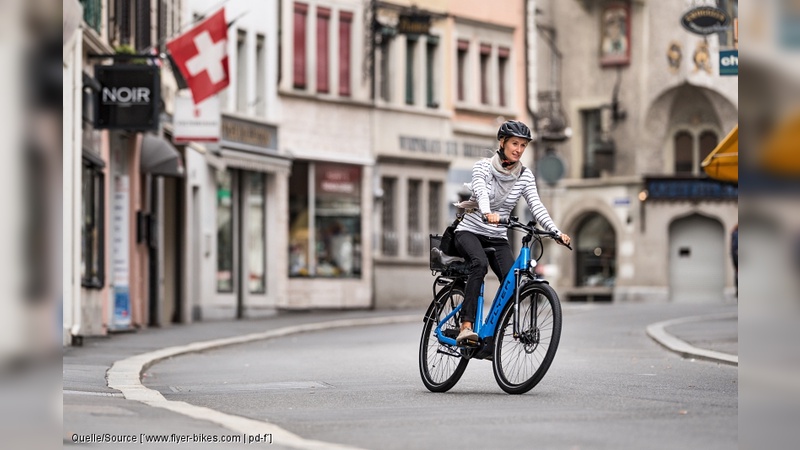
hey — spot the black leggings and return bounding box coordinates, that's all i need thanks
[454,231,515,324]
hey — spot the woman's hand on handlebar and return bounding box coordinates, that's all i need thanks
[483,212,501,224]
[557,233,571,247]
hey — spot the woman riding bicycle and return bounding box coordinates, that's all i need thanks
[454,120,571,346]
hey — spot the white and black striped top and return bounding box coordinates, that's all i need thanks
[456,158,561,240]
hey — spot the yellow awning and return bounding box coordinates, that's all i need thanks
[702,125,738,183]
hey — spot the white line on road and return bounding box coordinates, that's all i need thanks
[107,315,420,450]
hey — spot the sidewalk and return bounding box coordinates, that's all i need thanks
[646,311,738,366]
[63,309,420,449]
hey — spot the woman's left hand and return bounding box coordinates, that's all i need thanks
[557,233,571,246]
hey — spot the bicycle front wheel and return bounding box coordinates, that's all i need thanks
[492,283,562,394]
[419,287,469,392]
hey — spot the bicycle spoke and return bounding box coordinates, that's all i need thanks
[493,286,562,393]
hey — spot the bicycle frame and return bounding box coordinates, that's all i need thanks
[434,243,534,346]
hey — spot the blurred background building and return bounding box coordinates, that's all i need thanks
[534,0,738,303]
[62,0,738,346]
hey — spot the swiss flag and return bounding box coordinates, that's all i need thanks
[167,8,229,104]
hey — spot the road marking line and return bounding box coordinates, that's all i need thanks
[646,312,738,366]
[108,315,419,450]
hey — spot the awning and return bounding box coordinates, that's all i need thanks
[141,134,185,177]
[702,125,738,183]
[219,148,291,175]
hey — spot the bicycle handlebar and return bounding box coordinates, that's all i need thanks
[482,215,572,250]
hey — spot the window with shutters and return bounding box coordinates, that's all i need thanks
[293,3,308,89]
[339,11,353,96]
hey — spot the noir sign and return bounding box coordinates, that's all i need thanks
[95,65,160,131]
[680,6,730,35]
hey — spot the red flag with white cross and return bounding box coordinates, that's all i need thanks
[166,8,229,104]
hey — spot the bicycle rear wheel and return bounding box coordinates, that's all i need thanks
[419,287,469,392]
[492,283,562,394]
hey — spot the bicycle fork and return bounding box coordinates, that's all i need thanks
[512,269,537,339]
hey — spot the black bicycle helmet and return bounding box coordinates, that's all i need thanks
[497,120,532,141]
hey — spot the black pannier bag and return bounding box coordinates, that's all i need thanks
[438,217,460,256]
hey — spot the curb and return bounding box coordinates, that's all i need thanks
[107,314,420,450]
[646,312,738,366]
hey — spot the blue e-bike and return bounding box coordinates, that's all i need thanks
[420,216,571,394]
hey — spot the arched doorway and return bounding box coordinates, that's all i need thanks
[669,214,725,302]
[573,213,616,302]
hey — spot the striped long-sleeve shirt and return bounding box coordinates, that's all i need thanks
[456,158,561,240]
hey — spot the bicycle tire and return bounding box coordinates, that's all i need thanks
[492,283,562,394]
[419,287,469,392]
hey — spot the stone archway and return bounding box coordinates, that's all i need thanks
[640,83,738,175]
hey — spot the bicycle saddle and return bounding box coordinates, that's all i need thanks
[431,247,465,265]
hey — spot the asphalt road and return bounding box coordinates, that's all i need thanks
[145,304,737,450]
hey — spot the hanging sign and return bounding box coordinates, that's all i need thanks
[719,49,738,76]
[680,6,730,35]
[397,13,431,35]
[94,64,160,130]
[173,95,221,143]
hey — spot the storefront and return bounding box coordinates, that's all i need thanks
[205,114,290,319]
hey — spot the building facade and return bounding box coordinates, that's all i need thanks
[183,0,288,320]
[371,0,535,308]
[534,0,738,303]
[279,0,375,308]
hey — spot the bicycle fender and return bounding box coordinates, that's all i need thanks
[423,284,456,323]
[519,278,549,292]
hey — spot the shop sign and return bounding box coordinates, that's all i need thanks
[719,49,738,76]
[680,6,730,35]
[397,13,431,35]
[222,115,278,152]
[173,95,221,143]
[316,164,361,197]
[94,65,160,130]
[398,135,494,158]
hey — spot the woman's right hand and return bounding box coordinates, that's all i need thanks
[484,212,500,224]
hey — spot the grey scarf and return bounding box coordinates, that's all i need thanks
[455,153,523,211]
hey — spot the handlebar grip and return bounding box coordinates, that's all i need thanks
[481,216,515,225]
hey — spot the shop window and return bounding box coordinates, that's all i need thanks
[289,162,362,277]
[289,162,310,276]
[248,173,266,293]
[456,40,468,102]
[217,170,234,292]
[381,177,398,256]
[293,3,308,89]
[407,179,423,256]
[81,161,105,288]
[575,214,616,288]
[316,8,330,93]
[338,11,353,97]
